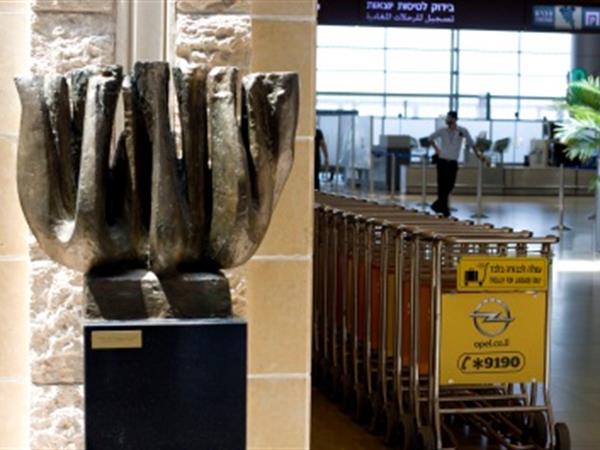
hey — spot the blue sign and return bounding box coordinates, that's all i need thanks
[583,7,600,29]
[533,6,555,28]
[533,5,600,31]
[556,6,582,30]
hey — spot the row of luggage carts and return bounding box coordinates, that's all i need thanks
[312,192,570,450]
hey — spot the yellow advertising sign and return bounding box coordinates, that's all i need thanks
[457,256,548,291]
[440,292,546,385]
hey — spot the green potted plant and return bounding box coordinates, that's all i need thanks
[558,77,600,177]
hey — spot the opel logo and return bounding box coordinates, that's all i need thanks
[470,298,515,338]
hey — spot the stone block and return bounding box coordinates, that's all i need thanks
[251,18,315,137]
[32,0,115,14]
[0,261,29,379]
[85,270,232,320]
[0,382,28,449]
[252,0,316,16]
[255,139,313,256]
[30,257,84,385]
[30,385,84,450]
[177,0,250,13]
[176,13,251,70]
[246,259,311,374]
[31,12,115,75]
[0,137,29,257]
[247,377,309,449]
[0,7,28,134]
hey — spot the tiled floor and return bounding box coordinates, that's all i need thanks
[311,193,600,449]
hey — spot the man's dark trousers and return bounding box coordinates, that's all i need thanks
[432,158,458,217]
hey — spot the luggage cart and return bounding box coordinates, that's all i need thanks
[357,219,530,449]
[318,200,517,437]
[313,194,570,450]
[412,232,569,450]
[325,205,472,432]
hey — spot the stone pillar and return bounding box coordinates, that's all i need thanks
[177,2,318,448]
[572,34,600,76]
[176,2,251,70]
[573,34,600,252]
[22,1,317,448]
[0,2,31,449]
[245,2,316,448]
[28,2,116,448]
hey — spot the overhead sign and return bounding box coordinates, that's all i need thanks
[319,0,600,32]
[364,1,456,26]
[533,5,600,30]
[533,5,582,30]
[457,256,549,292]
[440,292,547,385]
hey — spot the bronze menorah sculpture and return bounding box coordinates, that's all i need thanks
[15,62,299,319]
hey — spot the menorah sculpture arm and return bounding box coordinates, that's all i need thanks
[15,62,299,277]
[16,66,145,272]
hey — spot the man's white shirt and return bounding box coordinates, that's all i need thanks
[429,126,475,161]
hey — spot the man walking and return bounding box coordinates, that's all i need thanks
[315,128,329,191]
[429,111,485,217]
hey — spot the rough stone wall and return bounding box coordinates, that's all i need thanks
[29,2,116,448]
[27,1,252,448]
[175,14,251,70]
[31,13,115,74]
[176,0,250,14]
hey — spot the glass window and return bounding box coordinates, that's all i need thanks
[317,94,385,117]
[491,121,517,163]
[514,122,544,164]
[386,49,450,73]
[520,32,572,54]
[491,99,519,120]
[315,115,342,163]
[372,118,385,146]
[460,120,493,163]
[520,75,567,98]
[382,117,402,135]
[316,26,571,123]
[520,53,571,76]
[317,48,385,71]
[459,74,519,96]
[459,30,520,51]
[461,120,492,140]
[385,28,452,50]
[318,71,384,93]
[519,99,562,121]
[457,97,489,120]
[399,118,442,141]
[387,73,451,95]
[460,51,519,75]
[385,96,450,118]
[318,26,385,49]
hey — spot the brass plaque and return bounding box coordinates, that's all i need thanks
[91,330,143,350]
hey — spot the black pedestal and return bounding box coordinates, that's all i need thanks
[84,319,246,450]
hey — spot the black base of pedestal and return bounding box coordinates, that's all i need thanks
[84,319,246,450]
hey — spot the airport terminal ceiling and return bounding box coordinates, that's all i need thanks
[318,0,600,32]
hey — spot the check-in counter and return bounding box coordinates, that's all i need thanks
[405,165,595,196]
